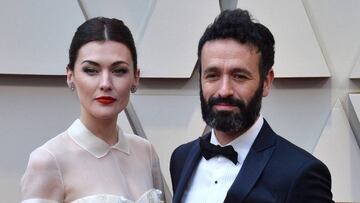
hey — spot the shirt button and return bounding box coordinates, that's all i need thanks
[214,180,218,184]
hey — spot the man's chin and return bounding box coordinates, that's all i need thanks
[212,110,240,117]
[214,127,241,134]
[212,108,241,115]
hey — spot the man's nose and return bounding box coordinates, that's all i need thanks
[217,77,234,98]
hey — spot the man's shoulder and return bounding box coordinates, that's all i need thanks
[251,122,333,201]
[276,135,314,158]
[259,120,322,165]
[272,134,327,169]
[170,137,201,187]
[172,137,199,159]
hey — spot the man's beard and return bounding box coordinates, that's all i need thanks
[200,84,263,134]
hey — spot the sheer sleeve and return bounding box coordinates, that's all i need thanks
[21,147,64,203]
[150,144,163,191]
[149,144,172,203]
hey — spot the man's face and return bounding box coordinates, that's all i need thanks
[200,39,273,134]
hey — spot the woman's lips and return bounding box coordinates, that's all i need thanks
[95,96,116,105]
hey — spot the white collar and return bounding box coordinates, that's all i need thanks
[210,114,264,164]
[67,119,130,158]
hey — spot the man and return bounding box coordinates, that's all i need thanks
[170,8,333,203]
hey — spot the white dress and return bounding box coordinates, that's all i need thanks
[21,119,165,203]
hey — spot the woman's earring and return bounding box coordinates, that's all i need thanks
[68,83,75,91]
[130,86,137,93]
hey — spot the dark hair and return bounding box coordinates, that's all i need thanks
[68,17,137,72]
[197,9,275,80]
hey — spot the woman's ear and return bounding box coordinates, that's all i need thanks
[66,67,75,90]
[133,68,140,88]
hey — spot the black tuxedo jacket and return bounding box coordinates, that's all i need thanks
[170,119,334,203]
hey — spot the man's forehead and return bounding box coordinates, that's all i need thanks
[202,38,260,52]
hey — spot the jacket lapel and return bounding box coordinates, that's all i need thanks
[224,120,277,203]
[173,134,210,203]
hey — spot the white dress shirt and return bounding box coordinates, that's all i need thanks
[181,115,264,203]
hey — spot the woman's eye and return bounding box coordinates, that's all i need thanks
[113,68,128,75]
[83,67,98,75]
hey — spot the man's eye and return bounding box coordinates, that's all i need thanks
[205,73,219,80]
[112,68,129,75]
[233,74,248,80]
[83,67,98,75]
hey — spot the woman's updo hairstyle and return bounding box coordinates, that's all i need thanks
[68,17,137,72]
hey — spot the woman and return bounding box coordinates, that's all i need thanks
[21,17,165,203]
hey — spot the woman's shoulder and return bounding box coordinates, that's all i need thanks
[21,136,65,194]
[38,131,70,152]
[122,132,158,160]
[123,132,152,147]
[27,146,58,171]
[22,142,65,202]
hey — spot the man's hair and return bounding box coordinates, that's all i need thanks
[197,9,275,80]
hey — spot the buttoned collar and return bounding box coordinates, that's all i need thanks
[67,119,130,158]
[211,114,264,164]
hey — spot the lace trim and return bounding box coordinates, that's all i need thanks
[70,189,164,203]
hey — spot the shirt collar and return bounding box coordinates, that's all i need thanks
[67,119,130,158]
[211,114,264,164]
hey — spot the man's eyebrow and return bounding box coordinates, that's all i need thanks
[203,66,252,75]
[203,66,219,74]
[231,67,252,75]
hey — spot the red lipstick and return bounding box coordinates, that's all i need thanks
[96,96,116,105]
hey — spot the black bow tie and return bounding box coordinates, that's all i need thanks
[199,136,238,165]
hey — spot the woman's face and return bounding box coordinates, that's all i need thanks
[67,40,139,122]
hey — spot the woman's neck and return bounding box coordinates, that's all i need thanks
[80,115,118,146]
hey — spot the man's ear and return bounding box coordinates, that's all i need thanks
[262,68,274,97]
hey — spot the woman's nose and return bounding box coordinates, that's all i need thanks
[99,72,112,91]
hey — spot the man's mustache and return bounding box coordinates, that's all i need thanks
[207,96,246,109]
